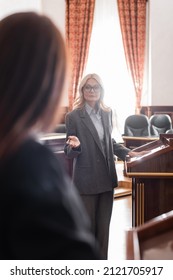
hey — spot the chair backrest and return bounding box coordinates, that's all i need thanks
[126,210,173,260]
[166,128,173,134]
[124,114,150,137]
[150,114,172,136]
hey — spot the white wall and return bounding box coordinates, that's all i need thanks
[149,0,173,105]
[42,0,65,37]
[0,0,67,105]
[41,0,67,105]
[0,0,42,19]
[0,0,65,37]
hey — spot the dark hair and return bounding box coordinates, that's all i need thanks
[0,12,67,158]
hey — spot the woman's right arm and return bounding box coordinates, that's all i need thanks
[64,113,82,158]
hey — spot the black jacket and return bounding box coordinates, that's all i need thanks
[0,138,100,259]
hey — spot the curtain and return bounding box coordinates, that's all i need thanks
[117,0,147,113]
[65,0,95,110]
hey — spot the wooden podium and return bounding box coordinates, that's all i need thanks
[122,135,158,149]
[125,134,173,227]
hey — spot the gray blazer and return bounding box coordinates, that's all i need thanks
[64,107,130,195]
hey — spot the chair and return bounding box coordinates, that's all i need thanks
[150,114,172,136]
[124,114,150,137]
[126,210,173,260]
[166,129,173,134]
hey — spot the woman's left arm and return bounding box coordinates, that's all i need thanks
[112,139,148,161]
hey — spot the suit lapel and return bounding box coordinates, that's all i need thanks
[79,108,104,155]
[101,110,111,158]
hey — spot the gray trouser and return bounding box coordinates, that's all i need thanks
[81,190,114,259]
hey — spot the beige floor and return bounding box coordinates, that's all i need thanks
[108,195,132,260]
[114,161,132,198]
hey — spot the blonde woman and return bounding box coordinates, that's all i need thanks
[64,73,143,259]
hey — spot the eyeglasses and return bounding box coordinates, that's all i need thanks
[83,84,101,93]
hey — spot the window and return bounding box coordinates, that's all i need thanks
[84,0,136,137]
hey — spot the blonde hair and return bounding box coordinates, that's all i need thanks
[73,73,110,111]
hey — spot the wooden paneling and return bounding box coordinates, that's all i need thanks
[141,106,173,123]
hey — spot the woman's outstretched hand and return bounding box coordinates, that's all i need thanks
[66,136,80,148]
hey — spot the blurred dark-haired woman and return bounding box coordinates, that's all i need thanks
[0,13,100,260]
